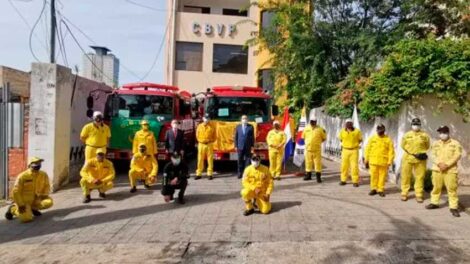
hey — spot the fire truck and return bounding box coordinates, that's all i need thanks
[191,86,279,161]
[100,82,195,161]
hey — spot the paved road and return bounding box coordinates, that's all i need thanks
[1,159,470,264]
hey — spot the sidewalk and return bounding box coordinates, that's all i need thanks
[1,159,470,263]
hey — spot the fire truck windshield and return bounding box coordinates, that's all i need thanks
[206,97,270,122]
[107,94,173,120]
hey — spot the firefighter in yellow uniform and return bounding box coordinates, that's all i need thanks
[364,124,395,197]
[80,111,111,161]
[195,113,216,180]
[339,119,363,187]
[132,120,157,155]
[267,120,286,180]
[426,126,462,217]
[241,155,274,216]
[400,118,430,203]
[302,116,327,182]
[80,148,115,203]
[129,144,158,193]
[5,157,53,223]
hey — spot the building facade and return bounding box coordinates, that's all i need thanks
[82,46,120,88]
[164,0,265,94]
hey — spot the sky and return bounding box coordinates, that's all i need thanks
[0,0,169,85]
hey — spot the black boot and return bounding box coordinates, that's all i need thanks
[303,172,312,181]
[316,172,322,183]
[32,210,42,216]
[450,209,460,217]
[83,195,91,203]
[4,205,14,220]
[99,192,106,198]
[130,186,137,193]
[243,209,255,216]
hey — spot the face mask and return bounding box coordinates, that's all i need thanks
[251,161,260,168]
[203,118,209,123]
[97,155,105,162]
[377,130,385,136]
[241,119,248,124]
[31,164,41,171]
[172,158,181,165]
[142,125,149,131]
[94,117,103,123]
[439,133,449,141]
[171,123,178,129]
[274,125,280,130]
[411,125,420,131]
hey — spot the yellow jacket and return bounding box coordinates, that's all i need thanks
[338,128,362,149]
[431,139,462,174]
[365,134,395,166]
[132,130,157,155]
[267,129,286,153]
[130,152,158,176]
[80,158,115,183]
[302,125,326,151]
[80,122,111,147]
[242,165,273,195]
[401,131,430,163]
[12,169,50,207]
[196,123,216,144]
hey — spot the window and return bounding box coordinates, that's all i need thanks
[175,42,203,71]
[222,8,248,17]
[261,10,275,31]
[107,95,173,120]
[206,97,269,122]
[183,5,210,14]
[213,44,248,74]
[258,69,274,93]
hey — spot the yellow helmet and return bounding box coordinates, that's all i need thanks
[140,120,149,125]
[96,148,107,155]
[28,157,44,165]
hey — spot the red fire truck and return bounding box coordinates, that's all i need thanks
[102,82,195,161]
[191,86,279,161]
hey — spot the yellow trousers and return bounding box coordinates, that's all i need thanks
[430,171,459,209]
[369,165,388,192]
[341,149,359,183]
[241,188,271,214]
[305,149,322,173]
[84,146,101,161]
[11,197,53,223]
[269,150,283,178]
[196,143,214,176]
[129,170,155,188]
[400,160,426,198]
[80,178,113,196]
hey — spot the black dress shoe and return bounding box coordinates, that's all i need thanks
[339,181,347,186]
[177,197,186,205]
[450,209,460,217]
[99,192,106,198]
[144,184,151,189]
[368,190,377,196]
[316,172,322,183]
[195,176,202,180]
[425,204,439,210]
[243,209,255,216]
[4,205,14,220]
[32,210,42,216]
[130,187,137,193]
[83,195,91,203]
[238,175,242,179]
[303,172,312,181]
[378,192,385,197]
[353,183,359,187]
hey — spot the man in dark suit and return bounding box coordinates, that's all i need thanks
[165,119,184,158]
[234,115,255,179]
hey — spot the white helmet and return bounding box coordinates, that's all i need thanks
[93,111,103,119]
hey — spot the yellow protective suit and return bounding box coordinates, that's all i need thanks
[400,131,430,198]
[266,129,286,178]
[80,123,111,161]
[365,134,395,192]
[129,152,158,187]
[211,121,258,152]
[429,139,462,209]
[241,165,273,214]
[339,128,362,183]
[302,125,326,173]
[10,169,53,223]
[80,158,115,196]
[196,122,216,176]
[132,129,157,155]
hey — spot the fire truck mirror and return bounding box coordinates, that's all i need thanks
[272,105,279,116]
[87,95,94,109]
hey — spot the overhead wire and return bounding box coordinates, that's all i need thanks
[125,0,167,12]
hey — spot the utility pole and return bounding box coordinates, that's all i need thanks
[50,0,56,63]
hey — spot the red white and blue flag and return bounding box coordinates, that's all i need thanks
[293,108,307,167]
[281,107,294,163]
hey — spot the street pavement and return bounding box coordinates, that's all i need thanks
[1,159,470,264]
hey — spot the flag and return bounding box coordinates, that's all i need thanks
[281,107,294,163]
[293,107,307,167]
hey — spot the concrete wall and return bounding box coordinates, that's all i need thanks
[313,95,470,185]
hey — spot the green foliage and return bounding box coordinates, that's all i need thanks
[359,38,470,121]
